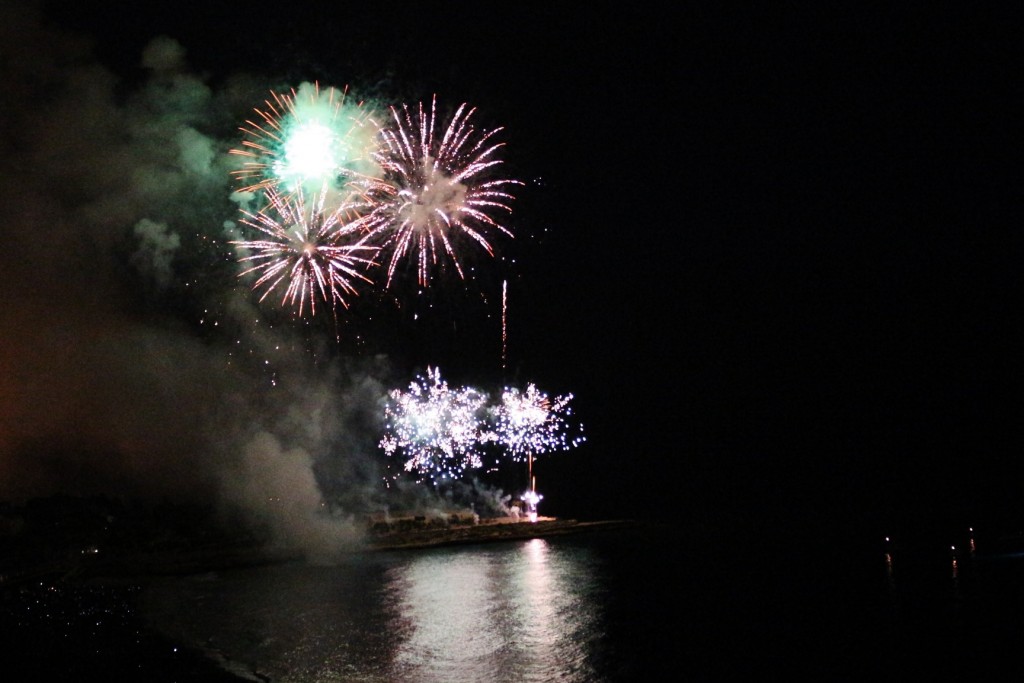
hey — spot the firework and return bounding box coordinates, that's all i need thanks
[229,82,380,196]
[490,384,585,465]
[379,367,491,483]
[355,96,523,288]
[231,184,378,317]
[522,488,543,522]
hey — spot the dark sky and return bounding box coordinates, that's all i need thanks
[4,2,1023,538]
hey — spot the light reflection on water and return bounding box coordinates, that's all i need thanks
[389,538,601,682]
[131,522,1024,680]
[141,537,608,682]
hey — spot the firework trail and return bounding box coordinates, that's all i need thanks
[501,279,508,370]
[379,367,491,484]
[353,95,523,288]
[228,82,380,198]
[231,184,378,317]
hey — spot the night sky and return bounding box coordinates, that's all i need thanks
[3,2,1022,542]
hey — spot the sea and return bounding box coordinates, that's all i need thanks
[137,519,1024,682]
[7,517,1024,681]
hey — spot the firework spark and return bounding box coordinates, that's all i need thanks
[354,96,523,288]
[490,384,585,463]
[522,488,543,522]
[228,82,380,196]
[231,184,378,317]
[379,367,491,483]
[377,370,586,493]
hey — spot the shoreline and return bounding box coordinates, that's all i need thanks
[364,516,635,551]
[1,516,637,586]
[0,516,636,681]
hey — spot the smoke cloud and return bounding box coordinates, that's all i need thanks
[0,3,402,557]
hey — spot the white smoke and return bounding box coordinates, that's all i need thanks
[131,218,180,289]
[0,3,394,559]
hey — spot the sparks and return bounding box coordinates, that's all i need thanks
[378,369,586,494]
[230,184,378,317]
[523,488,543,522]
[490,384,585,463]
[355,96,523,288]
[379,367,491,484]
[228,82,380,197]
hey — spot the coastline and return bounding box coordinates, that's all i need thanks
[125,517,639,576]
[1,515,635,681]
[364,516,636,551]
[1,516,637,586]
